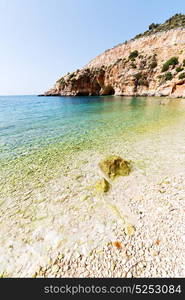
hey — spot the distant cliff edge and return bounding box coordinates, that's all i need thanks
[43,14,185,98]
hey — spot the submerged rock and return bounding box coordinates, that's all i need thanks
[95,178,110,193]
[99,156,131,180]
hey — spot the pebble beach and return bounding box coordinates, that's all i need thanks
[35,122,185,278]
[0,96,185,277]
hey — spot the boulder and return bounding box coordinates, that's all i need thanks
[99,156,131,180]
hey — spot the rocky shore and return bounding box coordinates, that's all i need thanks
[44,15,185,98]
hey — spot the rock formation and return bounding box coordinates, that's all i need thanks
[44,14,185,98]
[99,156,131,180]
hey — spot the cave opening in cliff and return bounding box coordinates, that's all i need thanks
[91,81,101,95]
[102,85,115,95]
[76,92,89,96]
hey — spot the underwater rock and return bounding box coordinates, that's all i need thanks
[99,155,131,180]
[95,178,110,193]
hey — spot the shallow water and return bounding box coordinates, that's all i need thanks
[1,95,185,160]
[1,95,185,276]
[1,95,185,196]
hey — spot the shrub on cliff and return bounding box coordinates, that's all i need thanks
[183,59,185,67]
[58,77,65,84]
[162,57,179,72]
[68,72,75,79]
[168,57,179,65]
[179,72,185,79]
[131,62,137,68]
[162,64,170,72]
[134,33,143,39]
[133,14,185,40]
[165,72,173,81]
[134,73,149,87]
[134,72,142,80]
[138,79,149,87]
[176,66,184,72]
[149,23,159,30]
[150,61,157,69]
[129,50,139,60]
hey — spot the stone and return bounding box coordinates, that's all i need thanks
[51,265,59,273]
[112,241,122,249]
[95,178,110,193]
[125,224,136,236]
[81,195,90,201]
[126,271,133,278]
[99,156,131,180]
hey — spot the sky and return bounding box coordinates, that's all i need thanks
[0,0,185,95]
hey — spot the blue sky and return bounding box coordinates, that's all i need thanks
[0,0,185,95]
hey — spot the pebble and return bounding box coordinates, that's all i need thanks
[51,265,59,273]
[126,271,133,278]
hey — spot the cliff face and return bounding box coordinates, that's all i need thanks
[45,23,185,98]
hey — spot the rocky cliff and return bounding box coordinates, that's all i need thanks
[44,14,185,98]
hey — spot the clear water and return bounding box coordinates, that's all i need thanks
[1,95,185,197]
[1,95,185,277]
[0,95,184,159]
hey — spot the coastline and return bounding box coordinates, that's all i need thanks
[39,94,185,98]
[41,91,185,98]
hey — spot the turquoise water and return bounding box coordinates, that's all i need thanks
[0,95,184,160]
[1,95,185,197]
[1,95,185,277]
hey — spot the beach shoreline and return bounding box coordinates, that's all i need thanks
[0,96,185,277]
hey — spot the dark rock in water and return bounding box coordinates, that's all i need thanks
[99,155,131,180]
[95,178,110,193]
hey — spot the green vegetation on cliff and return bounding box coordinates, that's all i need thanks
[176,66,184,73]
[149,61,157,69]
[179,72,185,79]
[134,14,185,40]
[129,50,139,60]
[165,72,173,81]
[162,57,179,72]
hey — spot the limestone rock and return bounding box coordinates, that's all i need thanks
[99,156,131,180]
[95,178,110,193]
